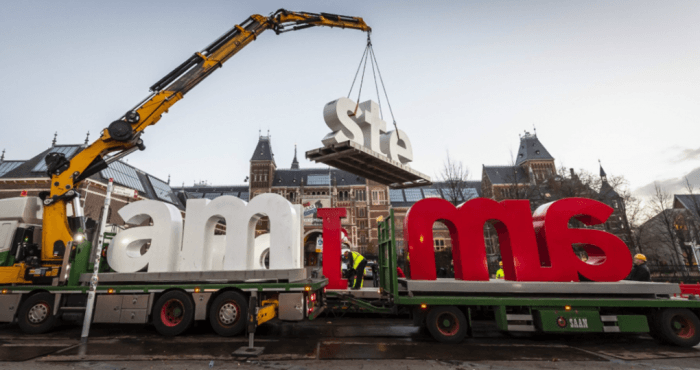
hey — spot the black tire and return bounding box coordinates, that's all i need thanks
[17,292,57,334]
[209,291,248,337]
[654,308,700,347]
[152,290,194,336]
[426,306,467,343]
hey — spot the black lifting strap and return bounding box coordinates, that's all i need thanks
[346,34,400,139]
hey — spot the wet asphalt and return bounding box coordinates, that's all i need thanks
[1,316,700,369]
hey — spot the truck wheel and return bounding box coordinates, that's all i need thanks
[209,291,248,337]
[654,308,700,347]
[426,306,467,343]
[17,293,57,334]
[152,291,194,336]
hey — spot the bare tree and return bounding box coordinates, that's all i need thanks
[647,183,687,270]
[545,166,597,199]
[496,149,539,203]
[437,151,471,206]
[624,194,649,254]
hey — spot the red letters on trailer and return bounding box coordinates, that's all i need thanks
[317,208,349,289]
[403,197,632,282]
[529,198,633,282]
[320,197,632,284]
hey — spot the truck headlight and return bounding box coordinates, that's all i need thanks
[74,233,85,243]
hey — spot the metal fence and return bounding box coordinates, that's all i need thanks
[648,264,700,284]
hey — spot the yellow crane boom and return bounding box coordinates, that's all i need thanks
[35,9,370,272]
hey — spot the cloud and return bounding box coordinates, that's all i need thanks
[635,166,700,196]
[678,147,700,162]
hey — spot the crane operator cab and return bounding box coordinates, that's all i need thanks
[0,196,99,284]
[0,197,44,268]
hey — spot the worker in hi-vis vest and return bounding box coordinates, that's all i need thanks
[496,261,505,279]
[343,249,366,289]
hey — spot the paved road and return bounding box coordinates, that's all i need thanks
[1,317,700,369]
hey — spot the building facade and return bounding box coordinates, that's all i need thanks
[0,138,184,239]
[481,131,634,254]
[173,131,635,274]
[174,135,395,266]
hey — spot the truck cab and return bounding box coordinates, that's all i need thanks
[0,197,43,271]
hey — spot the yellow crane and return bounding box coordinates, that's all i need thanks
[3,9,370,284]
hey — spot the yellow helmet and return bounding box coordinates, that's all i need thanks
[499,261,503,266]
[634,253,646,261]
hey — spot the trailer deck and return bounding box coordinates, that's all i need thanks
[398,278,681,296]
[78,267,315,285]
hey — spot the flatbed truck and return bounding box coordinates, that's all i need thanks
[0,198,326,340]
[3,201,700,348]
[1,262,327,339]
[325,209,700,348]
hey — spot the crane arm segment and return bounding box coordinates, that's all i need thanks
[39,10,370,265]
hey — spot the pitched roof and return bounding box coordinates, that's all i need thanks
[515,132,553,165]
[598,179,620,199]
[173,184,250,202]
[389,181,482,208]
[272,168,365,187]
[2,145,82,179]
[250,136,275,164]
[674,194,700,219]
[0,161,25,177]
[483,165,530,185]
[0,143,184,209]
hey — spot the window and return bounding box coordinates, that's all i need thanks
[358,208,366,217]
[360,234,366,243]
[372,190,386,204]
[434,239,446,251]
[461,188,478,201]
[423,189,440,198]
[404,189,423,202]
[148,175,175,203]
[101,161,146,193]
[0,161,22,177]
[359,221,366,229]
[389,189,404,202]
[355,190,366,201]
[307,175,330,185]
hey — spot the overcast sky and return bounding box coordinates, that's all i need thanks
[1,1,698,196]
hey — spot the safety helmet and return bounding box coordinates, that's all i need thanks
[634,253,647,261]
[499,261,503,266]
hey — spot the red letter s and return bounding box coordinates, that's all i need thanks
[533,198,632,282]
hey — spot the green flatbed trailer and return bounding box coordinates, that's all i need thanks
[328,210,700,347]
